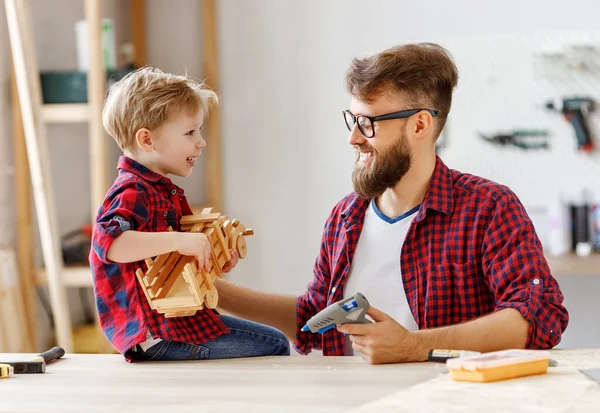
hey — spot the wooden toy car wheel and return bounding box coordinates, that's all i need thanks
[205,288,218,309]
[235,235,247,259]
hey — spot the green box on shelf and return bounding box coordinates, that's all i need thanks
[40,69,131,104]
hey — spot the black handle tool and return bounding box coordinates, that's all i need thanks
[0,346,65,374]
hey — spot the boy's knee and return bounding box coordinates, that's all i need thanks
[275,339,291,356]
[272,330,291,356]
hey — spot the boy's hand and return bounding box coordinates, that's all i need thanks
[222,250,239,273]
[176,233,212,272]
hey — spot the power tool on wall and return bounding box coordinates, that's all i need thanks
[545,97,595,152]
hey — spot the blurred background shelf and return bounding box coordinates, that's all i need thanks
[41,104,89,123]
[546,254,600,276]
[35,265,93,287]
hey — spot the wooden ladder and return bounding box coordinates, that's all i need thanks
[4,0,108,352]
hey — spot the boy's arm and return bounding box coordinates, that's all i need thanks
[108,230,213,270]
[106,230,177,263]
[214,279,298,341]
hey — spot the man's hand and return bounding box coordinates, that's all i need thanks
[221,250,239,273]
[336,306,420,364]
[176,232,212,272]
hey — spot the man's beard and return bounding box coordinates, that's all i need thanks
[351,133,412,200]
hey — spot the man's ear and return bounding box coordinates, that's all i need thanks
[413,111,434,139]
[135,128,154,152]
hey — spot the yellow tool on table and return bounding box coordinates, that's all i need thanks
[0,363,14,378]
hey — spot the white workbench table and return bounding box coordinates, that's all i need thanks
[0,349,599,412]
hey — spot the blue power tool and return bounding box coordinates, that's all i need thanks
[301,293,371,334]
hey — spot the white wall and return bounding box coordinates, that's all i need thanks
[145,0,208,202]
[216,0,600,347]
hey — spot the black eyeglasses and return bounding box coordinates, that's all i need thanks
[343,108,439,138]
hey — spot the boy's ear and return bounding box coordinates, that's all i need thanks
[135,128,154,152]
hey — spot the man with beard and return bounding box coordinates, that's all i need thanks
[214,43,569,364]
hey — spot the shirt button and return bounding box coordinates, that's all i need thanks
[160,179,166,184]
[532,278,540,285]
[171,189,177,195]
[163,211,168,217]
[331,286,336,293]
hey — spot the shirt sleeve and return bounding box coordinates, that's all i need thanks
[482,191,569,349]
[294,219,336,355]
[91,182,150,264]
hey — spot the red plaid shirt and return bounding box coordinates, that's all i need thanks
[90,156,228,357]
[295,156,569,355]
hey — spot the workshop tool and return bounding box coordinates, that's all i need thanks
[301,293,371,334]
[545,97,595,151]
[0,346,65,374]
[0,363,14,378]
[478,129,550,150]
[446,349,551,383]
[428,349,481,363]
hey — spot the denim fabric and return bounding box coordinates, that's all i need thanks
[128,315,290,361]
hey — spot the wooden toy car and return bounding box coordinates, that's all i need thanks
[135,208,253,318]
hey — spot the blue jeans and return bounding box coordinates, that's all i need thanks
[128,315,290,361]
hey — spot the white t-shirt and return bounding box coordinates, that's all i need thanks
[343,199,420,356]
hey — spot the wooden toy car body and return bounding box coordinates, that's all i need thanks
[135,208,253,317]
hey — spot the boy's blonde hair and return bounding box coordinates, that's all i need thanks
[102,66,218,152]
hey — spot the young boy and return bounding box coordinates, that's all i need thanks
[89,67,290,362]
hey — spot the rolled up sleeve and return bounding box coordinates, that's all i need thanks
[482,192,569,349]
[92,182,150,264]
[294,232,333,355]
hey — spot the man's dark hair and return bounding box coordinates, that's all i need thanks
[345,43,459,137]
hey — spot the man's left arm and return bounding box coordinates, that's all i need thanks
[478,191,569,350]
[338,191,569,364]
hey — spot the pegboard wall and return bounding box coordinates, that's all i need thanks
[438,31,600,220]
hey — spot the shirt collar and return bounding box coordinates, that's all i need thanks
[416,155,454,218]
[117,156,173,185]
[342,155,454,225]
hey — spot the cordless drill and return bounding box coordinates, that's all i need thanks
[545,97,595,151]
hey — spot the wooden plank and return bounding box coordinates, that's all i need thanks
[41,104,89,123]
[154,255,193,299]
[148,253,181,293]
[183,264,203,304]
[86,0,108,224]
[135,269,155,308]
[164,310,197,318]
[210,249,222,277]
[5,0,73,352]
[181,222,207,232]
[199,266,212,290]
[0,249,28,352]
[35,266,93,288]
[151,296,198,309]
[10,67,35,352]
[213,222,231,262]
[181,213,221,225]
[129,0,147,67]
[143,251,170,284]
[201,0,222,211]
